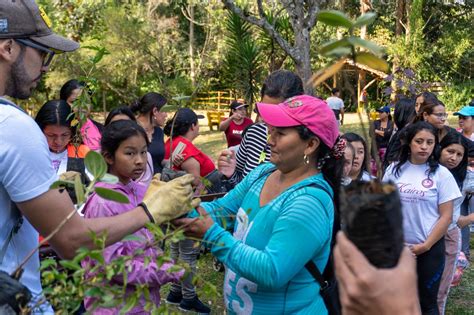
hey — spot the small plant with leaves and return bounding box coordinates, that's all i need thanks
[310,10,388,87]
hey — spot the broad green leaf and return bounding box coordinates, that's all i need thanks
[324,47,353,58]
[317,10,353,29]
[122,235,142,242]
[59,260,81,271]
[85,150,107,180]
[121,295,138,314]
[40,258,57,269]
[355,52,389,72]
[172,95,191,102]
[310,59,346,87]
[74,173,85,205]
[347,37,384,56]
[353,12,377,28]
[319,38,351,55]
[84,287,103,297]
[100,173,119,184]
[160,104,179,112]
[95,187,130,204]
[50,180,74,189]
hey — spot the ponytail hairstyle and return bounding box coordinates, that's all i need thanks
[35,99,74,132]
[260,70,304,100]
[295,126,344,216]
[394,121,439,178]
[101,120,149,164]
[439,129,469,188]
[341,132,369,180]
[60,79,85,102]
[130,92,167,125]
[104,106,136,126]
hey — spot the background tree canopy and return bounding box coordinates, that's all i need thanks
[26,0,472,113]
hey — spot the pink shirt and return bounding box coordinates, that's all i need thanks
[80,118,102,151]
[82,181,183,314]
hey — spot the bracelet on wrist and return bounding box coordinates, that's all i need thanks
[139,202,155,223]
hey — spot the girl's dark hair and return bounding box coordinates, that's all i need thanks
[394,97,416,131]
[341,132,369,179]
[416,92,438,109]
[35,99,74,132]
[163,116,194,138]
[395,121,439,178]
[413,95,443,124]
[129,92,167,125]
[104,106,136,126]
[101,120,149,161]
[260,70,304,99]
[60,79,85,101]
[439,129,469,187]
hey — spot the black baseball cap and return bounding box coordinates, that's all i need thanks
[174,108,204,124]
[0,0,79,52]
[230,100,249,110]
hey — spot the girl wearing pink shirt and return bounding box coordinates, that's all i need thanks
[82,120,183,314]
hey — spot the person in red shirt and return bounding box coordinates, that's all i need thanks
[219,100,253,148]
[164,108,224,195]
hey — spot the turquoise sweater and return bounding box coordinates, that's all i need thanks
[201,163,334,314]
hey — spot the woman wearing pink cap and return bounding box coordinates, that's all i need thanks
[174,95,345,314]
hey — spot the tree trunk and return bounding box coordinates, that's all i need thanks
[294,22,313,95]
[188,4,196,88]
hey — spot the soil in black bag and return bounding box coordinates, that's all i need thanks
[340,180,404,268]
[0,270,32,314]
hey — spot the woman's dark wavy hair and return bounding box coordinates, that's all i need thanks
[341,132,369,180]
[439,129,469,188]
[394,121,439,178]
[394,97,416,130]
[104,106,136,126]
[60,79,85,101]
[130,92,167,124]
[163,115,196,138]
[413,95,444,124]
[35,99,75,133]
[101,120,149,162]
[260,70,304,99]
[416,92,438,110]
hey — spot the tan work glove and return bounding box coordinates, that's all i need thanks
[140,174,201,225]
[59,171,81,181]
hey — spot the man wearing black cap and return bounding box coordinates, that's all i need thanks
[0,1,196,312]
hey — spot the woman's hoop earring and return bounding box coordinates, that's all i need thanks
[303,154,310,165]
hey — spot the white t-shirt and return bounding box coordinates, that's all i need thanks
[0,98,56,314]
[326,96,344,111]
[383,161,461,244]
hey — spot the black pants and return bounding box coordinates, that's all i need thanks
[417,237,445,315]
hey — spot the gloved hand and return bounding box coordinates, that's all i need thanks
[141,174,201,225]
[59,171,81,181]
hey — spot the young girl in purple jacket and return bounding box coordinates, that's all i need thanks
[81,120,183,314]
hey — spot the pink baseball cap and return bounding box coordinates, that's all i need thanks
[256,95,339,148]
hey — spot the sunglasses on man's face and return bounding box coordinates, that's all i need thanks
[16,39,55,67]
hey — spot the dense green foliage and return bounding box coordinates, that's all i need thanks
[28,0,471,113]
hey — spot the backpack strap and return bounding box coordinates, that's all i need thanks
[251,166,336,288]
[301,182,335,289]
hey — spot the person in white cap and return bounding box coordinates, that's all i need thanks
[0,1,197,313]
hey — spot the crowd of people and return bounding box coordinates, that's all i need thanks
[1,1,473,315]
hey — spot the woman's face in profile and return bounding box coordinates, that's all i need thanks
[267,125,308,170]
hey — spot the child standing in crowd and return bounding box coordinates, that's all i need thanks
[35,100,91,204]
[219,100,253,148]
[60,79,103,151]
[342,133,372,181]
[383,122,461,315]
[454,105,474,141]
[81,120,183,314]
[436,131,469,314]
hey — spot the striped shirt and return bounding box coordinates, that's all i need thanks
[228,122,271,188]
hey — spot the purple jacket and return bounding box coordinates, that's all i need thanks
[81,181,183,314]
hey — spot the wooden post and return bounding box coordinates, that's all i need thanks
[357,71,361,113]
[217,91,221,111]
